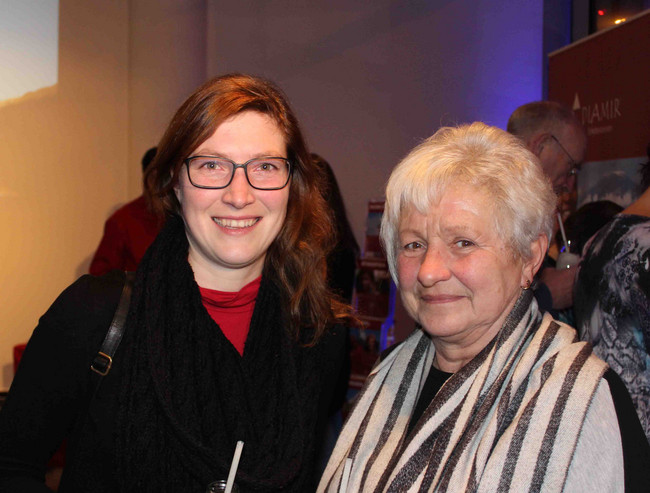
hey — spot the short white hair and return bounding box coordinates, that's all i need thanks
[380,122,556,283]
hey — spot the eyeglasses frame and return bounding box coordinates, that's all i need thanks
[550,135,580,177]
[183,155,292,190]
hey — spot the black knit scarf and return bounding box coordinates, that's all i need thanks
[115,216,320,492]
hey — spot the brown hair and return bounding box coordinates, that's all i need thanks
[145,73,353,343]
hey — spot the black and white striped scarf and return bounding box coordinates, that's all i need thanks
[319,291,608,492]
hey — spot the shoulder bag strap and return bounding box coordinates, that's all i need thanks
[64,271,135,460]
[90,271,135,383]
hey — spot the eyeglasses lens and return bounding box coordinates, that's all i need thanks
[188,157,290,190]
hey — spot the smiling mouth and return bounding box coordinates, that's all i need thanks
[213,217,260,229]
[421,294,463,303]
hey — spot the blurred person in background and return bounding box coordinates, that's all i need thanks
[557,200,623,257]
[574,144,650,443]
[89,147,161,275]
[312,153,360,303]
[508,101,587,316]
[311,153,358,475]
[551,200,623,326]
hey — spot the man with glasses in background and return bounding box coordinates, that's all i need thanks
[507,101,587,315]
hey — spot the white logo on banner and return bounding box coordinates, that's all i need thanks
[573,93,581,111]
[573,93,622,135]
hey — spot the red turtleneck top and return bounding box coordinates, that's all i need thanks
[198,276,261,356]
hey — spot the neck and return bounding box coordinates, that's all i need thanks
[431,326,499,373]
[188,251,264,292]
[432,347,473,373]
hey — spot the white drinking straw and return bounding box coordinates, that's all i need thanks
[339,458,353,493]
[225,441,244,493]
[557,212,569,253]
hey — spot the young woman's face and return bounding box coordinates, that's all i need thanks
[175,110,290,290]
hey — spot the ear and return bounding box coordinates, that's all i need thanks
[521,234,548,286]
[173,177,182,203]
[529,132,551,157]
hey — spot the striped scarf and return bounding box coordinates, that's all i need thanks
[319,291,608,492]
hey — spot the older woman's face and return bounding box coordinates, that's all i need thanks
[397,184,530,347]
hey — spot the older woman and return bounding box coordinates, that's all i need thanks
[319,123,648,493]
[0,74,351,492]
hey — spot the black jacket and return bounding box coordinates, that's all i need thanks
[0,271,347,492]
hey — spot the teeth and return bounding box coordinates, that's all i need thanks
[214,217,258,228]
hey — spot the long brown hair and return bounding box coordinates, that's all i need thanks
[145,73,353,343]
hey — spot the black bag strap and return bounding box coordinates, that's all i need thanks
[65,272,135,456]
[90,271,134,380]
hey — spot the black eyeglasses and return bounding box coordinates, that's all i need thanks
[550,135,580,177]
[184,156,292,190]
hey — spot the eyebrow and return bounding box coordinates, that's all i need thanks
[191,151,286,158]
[446,222,478,234]
[398,222,479,238]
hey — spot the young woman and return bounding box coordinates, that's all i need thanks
[0,74,352,493]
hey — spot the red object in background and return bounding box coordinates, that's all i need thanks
[89,196,160,276]
[13,344,26,374]
[13,343,66,468]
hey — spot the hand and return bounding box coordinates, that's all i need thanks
[540,266,577,310]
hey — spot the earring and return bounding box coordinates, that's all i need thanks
[522,279,531,290]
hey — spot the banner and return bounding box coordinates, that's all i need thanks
[548,10,650,207]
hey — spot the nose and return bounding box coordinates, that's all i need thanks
[222,168,254,208]
[417,247,451,287]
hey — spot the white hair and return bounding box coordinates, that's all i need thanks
[380,122,556,283]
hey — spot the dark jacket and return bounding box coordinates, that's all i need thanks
[0,271,347,492]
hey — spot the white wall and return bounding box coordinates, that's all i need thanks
[0,0,207,390]
[127,0,207,197]
[0,1,129,389]
[207,0,545,337]
[1,0,547,389]
[207,0,544,252]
